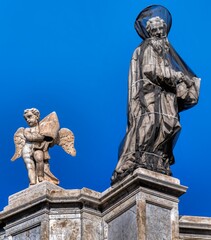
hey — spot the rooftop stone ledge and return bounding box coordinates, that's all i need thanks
[0,168,187,220]
[179,216,211,239]
[102,168,187,201]
[1,181,102,218]
[180,216,211,230]
[7,182,101,206]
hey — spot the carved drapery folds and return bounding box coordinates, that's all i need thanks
[111,5,200,184]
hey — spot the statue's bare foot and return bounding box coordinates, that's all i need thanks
[38,176,44,182]
[29,182,36,187]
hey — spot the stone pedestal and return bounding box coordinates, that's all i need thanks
[0,168,211,239]
[103,168,186,240]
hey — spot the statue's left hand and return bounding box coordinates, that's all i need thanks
[177,72,192,88]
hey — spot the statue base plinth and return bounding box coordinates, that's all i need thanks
[0,168,211,239]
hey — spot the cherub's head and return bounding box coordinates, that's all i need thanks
[146,16,167,38]
[23,108,40,127]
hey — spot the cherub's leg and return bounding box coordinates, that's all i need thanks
[34,150,44,182]
[22,153,36,185]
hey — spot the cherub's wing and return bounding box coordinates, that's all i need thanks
[56,128,76,156]
[11,127,26,161]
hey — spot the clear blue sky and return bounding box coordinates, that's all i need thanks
[0,0,210,217]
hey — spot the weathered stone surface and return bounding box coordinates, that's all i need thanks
[135,183,180,240]
[12,225,41,240]
[4,181,101,214]
[146,203,171,240]
[108,205,137,240]
[50,219,81,240]
[179,216,211,239]
[4,181,62,212]
[0,168,211,239]
[102,168,186,240]
[82,213,103,240]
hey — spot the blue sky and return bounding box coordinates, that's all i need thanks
[0,0,210,217]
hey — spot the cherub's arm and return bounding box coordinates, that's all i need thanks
[24,128,44,142]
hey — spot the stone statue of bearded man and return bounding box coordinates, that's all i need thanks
[111,6,200,184]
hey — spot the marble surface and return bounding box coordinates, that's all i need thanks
[108,206,137,240]
[146,203,171,240]
[0,168,210,239]
[12,226,41,240]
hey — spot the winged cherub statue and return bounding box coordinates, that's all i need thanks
[11,108,76,186]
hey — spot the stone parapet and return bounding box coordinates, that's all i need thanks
[0,168,210,239]
[179,216,211,239]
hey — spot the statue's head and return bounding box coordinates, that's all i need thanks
[24,108,40,127]
[135,5,172,39]
[146,16,167,38]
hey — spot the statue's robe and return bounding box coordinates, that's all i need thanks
[112,38,200,183]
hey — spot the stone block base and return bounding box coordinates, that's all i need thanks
[0,168,210,239]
